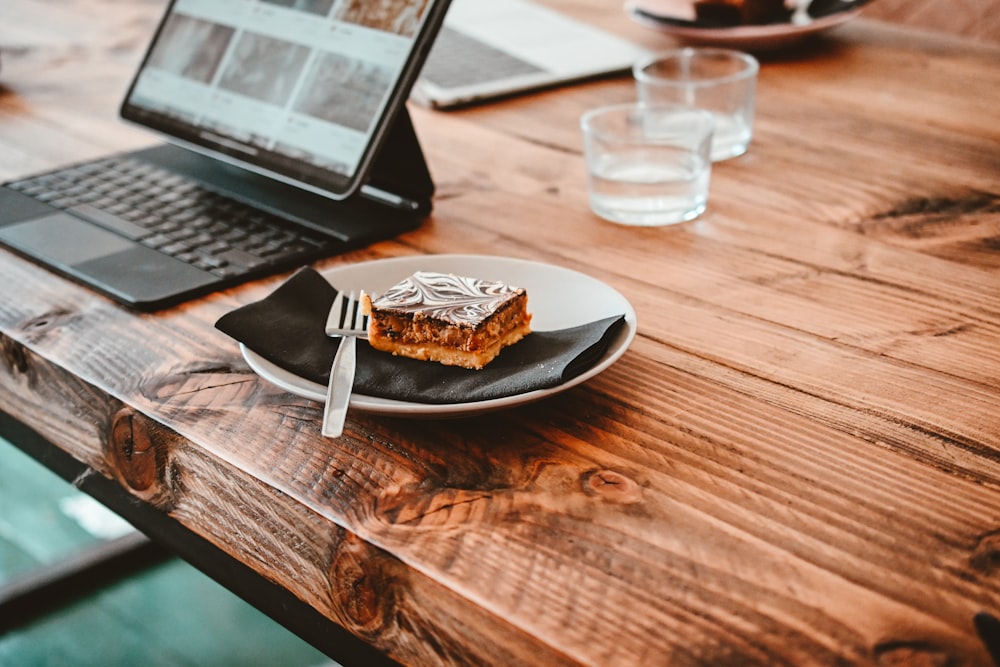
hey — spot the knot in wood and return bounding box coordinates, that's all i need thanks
[874,641,950,667]
[328,532,394,638]
[970,530,1000,576]
[109,407,162,495]
[583,469,642,504]
[0,337,29,374]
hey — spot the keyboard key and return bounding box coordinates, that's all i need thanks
[68,204,151,240]
[216,248,269,270]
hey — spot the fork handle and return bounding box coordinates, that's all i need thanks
[321,336,356,438]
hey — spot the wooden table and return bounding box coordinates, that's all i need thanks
[3,2,1000,665]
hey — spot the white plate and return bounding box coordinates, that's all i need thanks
[241,254,638,418]
[625,0,864,51]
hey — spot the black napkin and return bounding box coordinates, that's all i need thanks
[215,267,627,405]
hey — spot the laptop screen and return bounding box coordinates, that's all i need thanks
[120,0,447,201]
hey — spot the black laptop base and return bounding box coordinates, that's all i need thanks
[0,109,434,312]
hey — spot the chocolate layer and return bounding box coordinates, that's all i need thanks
[371,271,526,328]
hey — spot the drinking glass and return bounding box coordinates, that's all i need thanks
[633,48,759,162]
[580,102,714,226]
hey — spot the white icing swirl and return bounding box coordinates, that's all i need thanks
[372,271,524,326]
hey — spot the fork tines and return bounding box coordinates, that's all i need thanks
[326,289,369,338]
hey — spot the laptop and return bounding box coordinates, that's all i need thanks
[0,0,452,311]
[412,0,650,109]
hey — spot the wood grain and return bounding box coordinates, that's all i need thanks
[1,1,999,665]
[862,0,1000,43]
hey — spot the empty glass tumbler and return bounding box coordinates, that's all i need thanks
[633,48,759,162]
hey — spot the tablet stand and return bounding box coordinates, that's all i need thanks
[362,106,435,215]
[129,106,435,235]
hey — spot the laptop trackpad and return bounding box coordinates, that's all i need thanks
[0,213,216,307]
[0,213,133,265]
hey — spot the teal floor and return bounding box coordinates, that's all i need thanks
[0,437,336,667]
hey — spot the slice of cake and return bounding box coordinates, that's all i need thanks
[360,271,532,370]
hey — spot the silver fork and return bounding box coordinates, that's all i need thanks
[321,289,368,438]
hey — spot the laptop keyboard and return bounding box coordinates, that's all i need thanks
[6,155,336,279]
[421,27,546,88]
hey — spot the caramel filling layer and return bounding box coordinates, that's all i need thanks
[366,291,532,370]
